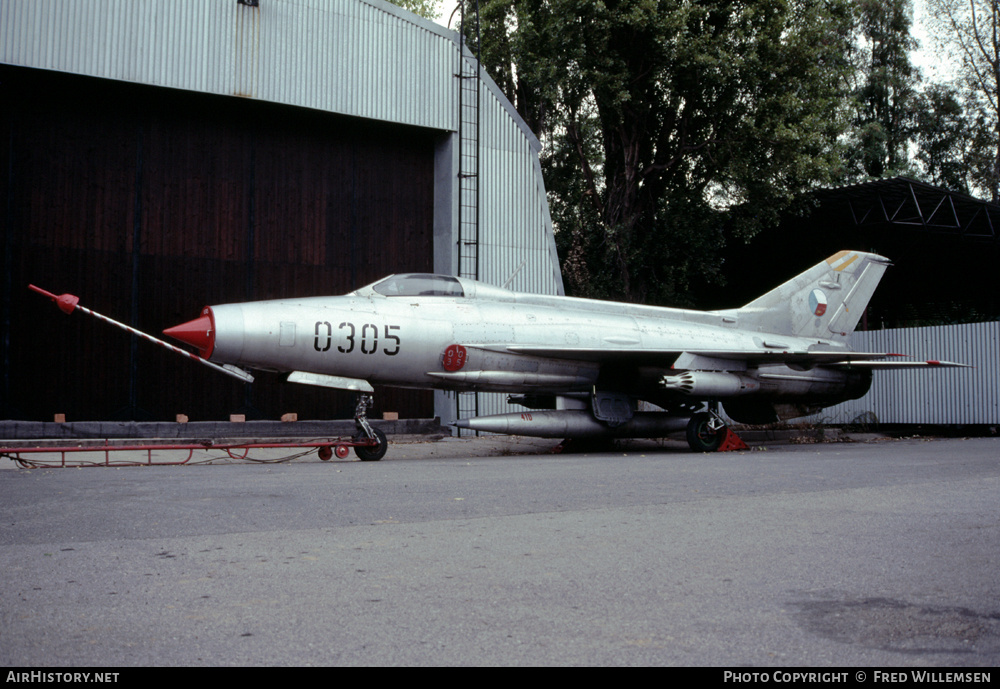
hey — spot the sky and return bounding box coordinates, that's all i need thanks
[912,0,958,82]
[431,2,456,29]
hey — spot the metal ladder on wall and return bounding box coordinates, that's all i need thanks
[456,0,480,433]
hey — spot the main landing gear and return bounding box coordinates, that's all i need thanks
[685,404,747,453]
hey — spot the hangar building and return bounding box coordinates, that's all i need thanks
[0,0,563,426]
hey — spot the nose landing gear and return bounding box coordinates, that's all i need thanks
[352,393,388,461]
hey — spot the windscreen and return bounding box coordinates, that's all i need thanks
[372,274,465,298]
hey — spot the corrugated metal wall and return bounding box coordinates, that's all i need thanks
[0,0,455,131]
[478,81,563,295]
[810,322,1000,425]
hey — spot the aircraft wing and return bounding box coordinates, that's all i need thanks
[502,345,906,368]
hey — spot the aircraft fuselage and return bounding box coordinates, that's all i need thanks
[204,286,869,407]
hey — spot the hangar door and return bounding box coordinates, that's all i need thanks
[1,65,436,422]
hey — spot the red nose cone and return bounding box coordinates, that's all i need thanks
[164,310,214,358]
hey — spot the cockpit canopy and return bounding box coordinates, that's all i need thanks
[371,274,465,298]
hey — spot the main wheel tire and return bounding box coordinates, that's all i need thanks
[354,427,388,461]
[686,412,724,452]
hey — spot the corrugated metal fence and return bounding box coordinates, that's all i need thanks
[813,321,1000,425]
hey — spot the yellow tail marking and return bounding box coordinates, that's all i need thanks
[833,254,859,271]
[826,251,859,272]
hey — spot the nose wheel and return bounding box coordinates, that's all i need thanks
[353,427,388,461]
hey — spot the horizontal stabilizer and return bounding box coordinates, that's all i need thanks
[823,359,971,370]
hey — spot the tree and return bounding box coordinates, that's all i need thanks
[915,84,976,193]
[846,0,921,180]
[473,0,856,305]
[925,0,1000,202]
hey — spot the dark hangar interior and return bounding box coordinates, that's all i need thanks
[1,65,436,422]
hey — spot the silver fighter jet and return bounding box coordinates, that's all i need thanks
[30,251,966,457]
[152,250,961,456]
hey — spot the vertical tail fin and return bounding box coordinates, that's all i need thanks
[736,251,891,340]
